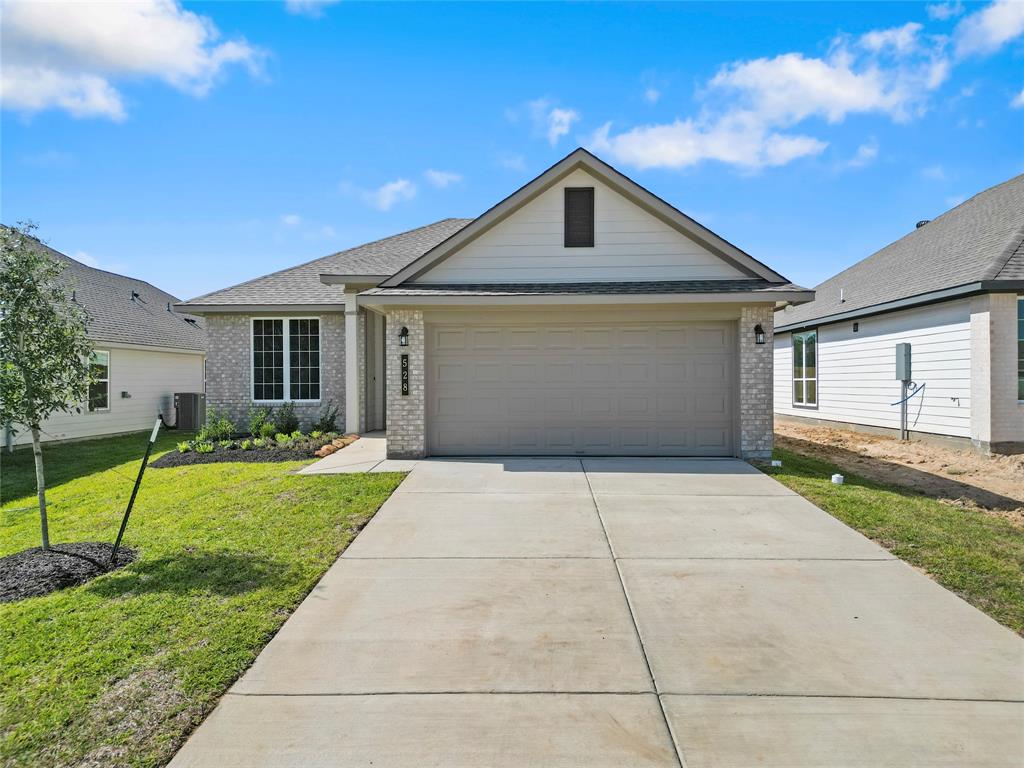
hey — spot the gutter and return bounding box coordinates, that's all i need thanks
[775,280,1024,333]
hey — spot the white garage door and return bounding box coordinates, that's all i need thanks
[426,321,735,456]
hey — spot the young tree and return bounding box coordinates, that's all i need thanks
[0,222,93,549]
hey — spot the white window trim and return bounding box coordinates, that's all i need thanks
[250,317,322,404]
[1017,296,1023,403]
[792,329,818,408]
[89,349,111,413]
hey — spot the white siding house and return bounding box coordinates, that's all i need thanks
[774,173,1023,454]
[4,234,207,447]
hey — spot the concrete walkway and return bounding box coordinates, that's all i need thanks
[172,458,1024,767]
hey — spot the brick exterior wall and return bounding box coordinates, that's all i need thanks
[971,293,1024,453]
[204,312,345,433]
[738,305,774,459]
[384,308,425,459]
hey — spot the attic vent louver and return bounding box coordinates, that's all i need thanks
[564,187,595,248]
[131,290,141,301]
[916,220,930,229]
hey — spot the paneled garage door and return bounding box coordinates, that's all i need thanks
[426,321,735,456]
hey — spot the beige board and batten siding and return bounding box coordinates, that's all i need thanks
[9,345,205,446]
[773,299,972,438]
[416,168,748,284]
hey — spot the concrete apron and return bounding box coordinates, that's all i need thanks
[171,457,1024,768]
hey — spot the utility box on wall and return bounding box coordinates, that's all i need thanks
[895,343,912,382]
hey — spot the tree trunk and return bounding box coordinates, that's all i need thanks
[31,426,49,550]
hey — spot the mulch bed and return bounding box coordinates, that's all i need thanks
[0,542,136,603]
[150,447,316,468]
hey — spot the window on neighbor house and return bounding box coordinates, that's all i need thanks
[792,330,817,407]
[252,318,320,402]
[88,350,110,411]
[564,187,595,247]
[1017,296,1023,400]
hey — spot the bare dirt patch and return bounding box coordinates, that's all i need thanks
[775,421,1024,525]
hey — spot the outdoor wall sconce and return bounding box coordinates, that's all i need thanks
[398,326,409,347]
[754,324,766,345]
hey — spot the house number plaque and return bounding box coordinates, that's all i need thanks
[400,354,409,396]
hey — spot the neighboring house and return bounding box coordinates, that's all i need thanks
[180,149,812,459]
[774,174,1024,455]
[4,235,207,447]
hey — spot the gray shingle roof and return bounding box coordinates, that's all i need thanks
[363,280,807,297]
[181,218,471,307]
[19,234,207,352]
[777,174,1024,329]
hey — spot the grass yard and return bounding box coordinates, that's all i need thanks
[764,447,1024,636]
[0,431,403,767]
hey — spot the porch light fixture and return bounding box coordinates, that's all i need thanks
[754,324,766,345]
[398,326,409,347]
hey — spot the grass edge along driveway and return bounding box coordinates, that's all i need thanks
[0,431,403,768]
[763,447,1024,637]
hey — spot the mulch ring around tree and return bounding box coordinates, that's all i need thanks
[149,447,316,468]
[0,542,136,603]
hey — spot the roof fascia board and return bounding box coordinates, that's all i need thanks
[381,148,788,287]
[358,291,807,308]
[89,340,207,355]
[773,281,1023,333]
[319,274,390,286]
[175,303,346,314]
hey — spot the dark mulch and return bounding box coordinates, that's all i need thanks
[0,542,137,603]
[150,447,316,468]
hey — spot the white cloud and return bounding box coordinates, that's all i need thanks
[845,139,879,168]
[921,164,946,180]
[364,179,417,211]
[525,99,580,146]
[281,213,302,226]
[498,153,526,172]
[954,0,1024,58]
[926,1,964,21]
[0,0,263,120]
[1012,87,1024,108]
[73,250,99,268]
[284,0,342,17]
[424,169,462,188]
[590,23,949,172]
[946,194,967,207]
[643,87,661,104]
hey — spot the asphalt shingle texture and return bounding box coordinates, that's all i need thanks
[181,218,471,307]
[778,174,1024,328]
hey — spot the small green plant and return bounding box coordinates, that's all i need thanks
[290,430,303,439]
[218,439,234,450]
[199,408,235,442]
[275,432,292,445]
[259,421,277,439]
[310,430,323,439]
[247,405,274,438]
[252,437,268,448]
[194,441,214,454]
[276,401,300,434]
[240,439,253,451]
[177,441,191,454]
[314,401,339,433]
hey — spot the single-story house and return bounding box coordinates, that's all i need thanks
[179,149,812,459]
[774,173,1023,455]
[4,233,207,447]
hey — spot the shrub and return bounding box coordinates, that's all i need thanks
[310,430,323,439]
[290,430,303,439]
[199,408,235,442]
[194,441,214,454]
[177,441,191,454]
[218,439,235,450]
[259,421,277,439]
[275,432,292,445]
[314,401,340,433]
[240,439,253,451]
[252,437,268,448]
[276,401,299,434]
[247,405,274,438]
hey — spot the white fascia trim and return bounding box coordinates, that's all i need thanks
[176,303,345,314]
[358,291,808,308]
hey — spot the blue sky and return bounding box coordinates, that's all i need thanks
[3,1,1023,299]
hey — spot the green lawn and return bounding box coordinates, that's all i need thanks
[0,431,403,767]
[763,447,1024,636]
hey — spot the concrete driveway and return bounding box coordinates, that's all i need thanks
[171,458,1024,767]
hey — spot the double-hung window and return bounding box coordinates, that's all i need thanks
[88,350,110,411]
[252,318,320,402]
[1017,296,1023,400]
[792,330,817,407]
